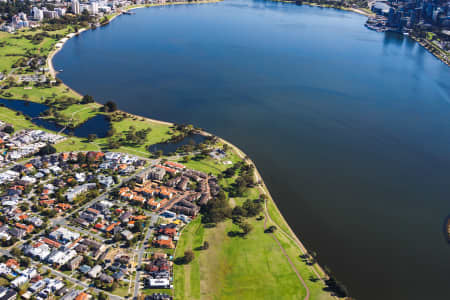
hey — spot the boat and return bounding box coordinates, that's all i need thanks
[58,69,63,72]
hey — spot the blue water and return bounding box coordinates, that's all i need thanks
[53,1,450,299]
[0,98,111,138]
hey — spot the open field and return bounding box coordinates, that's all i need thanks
[172,206,334,300]
[57,103,102,126]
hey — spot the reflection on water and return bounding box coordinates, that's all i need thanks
[148,133,207,155]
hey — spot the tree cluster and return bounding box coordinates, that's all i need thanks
[232,199,263,218]
[102,101,118,112]
[201,190,231,224]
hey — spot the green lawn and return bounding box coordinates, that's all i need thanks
[57,103,102,126]
[3,84,80,103]
[0,106,38,131]
[173,214,333,300]
[176,148,241,176]
[0,27,72,74]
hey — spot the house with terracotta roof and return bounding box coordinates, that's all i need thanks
[159,189,173,199]
[40,199,55,206]
[147,198,160,210]
[74,292,90,300]
[94,223,105,230]
[153,238,174,249]
[164,161,186,170]
[155,165,177,175]
[60,153,69,161]
[56,203,72,211]
[106,222,120,233]
[42,237,62,249]
[16,223,33,233]
[158,227,177,238]
[5,259,19,269]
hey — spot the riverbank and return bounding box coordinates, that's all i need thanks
[272,0,449,66]
[271,0,374,17]
[46,1,223,81]
[410,34,450,67]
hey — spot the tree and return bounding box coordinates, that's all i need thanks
[38,144,56,156]
[103,101,117,112]
[183,250,195,264]
[11,247,22,257]
[202,241,209,250]
[239,221,253,236]
[264,225,277,233]
[98,292,108,300]
[87,133,97,142]
[20,257,30,268]
[3,125,14,134]
[81,94,94,104]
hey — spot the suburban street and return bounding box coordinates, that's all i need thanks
[0,162,162,300]
[133,213,159,299]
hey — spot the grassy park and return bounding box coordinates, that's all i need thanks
[172,191,335,300]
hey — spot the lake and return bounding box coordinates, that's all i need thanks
[53,1,450,299]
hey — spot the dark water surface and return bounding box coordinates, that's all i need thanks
[0,98,111,138]
[148,133,207,154]
[53,1,450,299]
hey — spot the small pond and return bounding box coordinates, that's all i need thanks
[0,98,111,138]
[148,133,207,155]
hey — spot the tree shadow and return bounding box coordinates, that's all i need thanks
[173,257,186,265]
[227,230,245,238]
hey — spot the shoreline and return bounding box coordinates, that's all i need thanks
[46,1,223,80]
[217,136,330,280]
[271,0,374,17]
[272,0,449,66]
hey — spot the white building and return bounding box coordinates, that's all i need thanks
[88,265,102,278]
[49,227,80,243]
[55,8,66,17]
[147,278,170,289]
[90,1,99,14]
[32,7,43,21]
[72,0,80,15]
[11,275,28,288]
[26,243,51,261]
[47,250,77,265]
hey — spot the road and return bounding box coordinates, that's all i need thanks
[0,248,124,300]
[133,214,159,299]
[52,164,157,227]
[1,163,159,299]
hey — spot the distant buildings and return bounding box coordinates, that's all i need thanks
[32,7,44,21]
[72,0,81,15]
[369,0,450,31]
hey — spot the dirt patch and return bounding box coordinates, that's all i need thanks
[229,197,236,208]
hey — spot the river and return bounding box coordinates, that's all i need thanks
[53,1,450,299]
